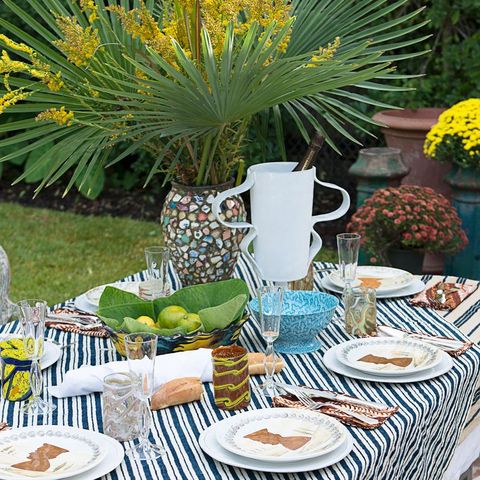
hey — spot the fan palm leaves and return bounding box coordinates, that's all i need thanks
[0,0,428,192]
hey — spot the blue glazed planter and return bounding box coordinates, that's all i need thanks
[249,291,338,354]
[445,166,480,280]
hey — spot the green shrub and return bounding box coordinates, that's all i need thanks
[376,0,480,108]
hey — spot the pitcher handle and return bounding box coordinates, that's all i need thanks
[212,172,264,277]
[308,178,350,265]
[212,172,254,230]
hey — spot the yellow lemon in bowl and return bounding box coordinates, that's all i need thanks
[136,315,156,328]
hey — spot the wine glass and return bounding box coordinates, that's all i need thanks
[17,299,56,416]
[336,233,361,290]
[256,286,284,397]
[124,333,165,460]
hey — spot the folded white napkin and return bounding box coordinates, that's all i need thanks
[49,348,213,398]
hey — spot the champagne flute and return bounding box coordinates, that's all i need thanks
[256,286,284,397]
[336,233,361,290]
[124,333,165,460]
[144,246,170,299]
[17,299,56,416]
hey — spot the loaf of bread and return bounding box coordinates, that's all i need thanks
[248,352,284,375]
[151,377,203,410]
[150,352,285,410]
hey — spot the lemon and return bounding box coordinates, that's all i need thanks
[157,305,188,329]
[136,315,156,328]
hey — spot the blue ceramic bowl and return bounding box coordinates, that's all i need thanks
[249,291,339,354]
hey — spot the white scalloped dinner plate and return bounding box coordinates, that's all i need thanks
[323,344,453,383]
[215,408,347,463]
[84,281,142,307]
[336,337,443,376]
[329,266,414,293]
[200,420,353,473]
[0,426,107,480]
[320,277,426,299]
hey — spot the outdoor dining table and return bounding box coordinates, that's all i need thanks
[0,255,479,480]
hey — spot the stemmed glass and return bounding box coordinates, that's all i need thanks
[124,333,165,460]
[336,233,361,290]
[17,299,56,416]
[144,246,170,299]
[256,286,284,397]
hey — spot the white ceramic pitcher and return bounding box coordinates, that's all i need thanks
[212,162,350,282]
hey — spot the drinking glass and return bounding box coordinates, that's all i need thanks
[103,372,143,442]
[124,333,165,460]
[336,233,361,289]
[144,246,170,299]
[17,299,56,416]
[344,286,377,337]
[256,286,284,397]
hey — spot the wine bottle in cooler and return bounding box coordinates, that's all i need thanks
[292,132,325,172]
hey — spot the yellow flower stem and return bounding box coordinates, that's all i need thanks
[195,0,201,64]
[196,133,213,186]
[235,159,245,186]
[202,125,225,185]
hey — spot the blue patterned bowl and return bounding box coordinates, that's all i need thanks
[249,291,339,354]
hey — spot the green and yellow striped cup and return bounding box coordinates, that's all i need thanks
[212,345,250,410]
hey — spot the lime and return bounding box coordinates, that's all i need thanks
[178,313,202,333]
[157,305,188,329]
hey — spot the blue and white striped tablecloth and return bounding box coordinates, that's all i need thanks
[1,256,479,480]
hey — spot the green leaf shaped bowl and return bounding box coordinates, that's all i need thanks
[97,279,250,356]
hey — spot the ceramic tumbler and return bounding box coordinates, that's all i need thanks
[0,343,32,402]
[212,345,250,410]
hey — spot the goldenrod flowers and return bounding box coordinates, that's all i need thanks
[425,99,480,170]
[54,16,100,67]
[310,37,341,65]
[36,107,75,126]
[107,4,175,64]
[0,36,64,105]
[80,0,98,23]
[0,88,31,114]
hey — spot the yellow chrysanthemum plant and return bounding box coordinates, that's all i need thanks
[0,0,428,195]
[424,99,480,171]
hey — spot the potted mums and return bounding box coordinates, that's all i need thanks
[424,99,480,278]
[347,185,468,274]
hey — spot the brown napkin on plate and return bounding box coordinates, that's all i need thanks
[47,308,110,338]
[410,281,477,311]
[272,392,399,429]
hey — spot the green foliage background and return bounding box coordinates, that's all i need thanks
[0,0,478,196]
[378,0,480,108]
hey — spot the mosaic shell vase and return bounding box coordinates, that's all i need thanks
[161,181,246,286]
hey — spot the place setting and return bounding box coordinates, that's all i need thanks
[319,234,426,300]
[73,246,172,315]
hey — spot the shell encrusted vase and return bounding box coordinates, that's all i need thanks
[161,181,246,286]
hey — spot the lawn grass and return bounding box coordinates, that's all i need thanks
[2,202,336,305]
[2,202,163,305]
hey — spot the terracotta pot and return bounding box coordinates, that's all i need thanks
[161,181,246,286]
[373,108,450,196]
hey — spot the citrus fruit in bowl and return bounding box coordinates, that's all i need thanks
[97,279,250,356]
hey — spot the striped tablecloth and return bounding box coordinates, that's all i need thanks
[1,256,479,480]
